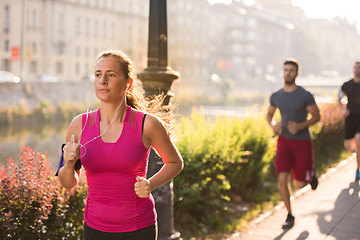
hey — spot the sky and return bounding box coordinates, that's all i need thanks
[292,0,360,26]
[208,0,360,27]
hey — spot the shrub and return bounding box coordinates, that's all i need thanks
[173,112,233,232]
[311,103,345,171]
[173,110,276,233]
[0,146,87,240]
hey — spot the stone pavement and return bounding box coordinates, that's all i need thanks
[227,154,360,240]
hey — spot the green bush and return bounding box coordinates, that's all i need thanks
[311,103,345,172]
[173,111,276,233]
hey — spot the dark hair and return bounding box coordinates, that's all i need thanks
[284,58,300,72]
[354,61,360,65]
[95,50,175,135]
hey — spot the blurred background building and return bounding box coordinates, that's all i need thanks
[0,0,148,82]
[1,0,360,94]
[168,0,212,98]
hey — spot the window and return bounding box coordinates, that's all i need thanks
[76,62,80,75]
[30,61,37,73]
[4,40,9,52]
[58,14,64,34]
[84,63,89,74]
[76,46,80,57]
[127,26,132,45]
[3,59,10,71]
[195,66,200,76]
[56,43,65,55]
[56,61,63,74]
[76,17,81,34]
[186,2,193,10]
[94,20,98,37]
[103,21,107,38]
[110,22,115,39]
[85,47,89,57]
[32,10,37,28]
[85,19,90,36]
[38,11,42,29]
[4,6,10,31]
[32,42,36,54]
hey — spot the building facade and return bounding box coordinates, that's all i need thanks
[2,0,359,90]
[208,2,292,90]
[0,0,148,82]
[167,0,212,94]
[306,17,360,76]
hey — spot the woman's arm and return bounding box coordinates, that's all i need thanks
[135,114,184,198]
[58,114,82,190]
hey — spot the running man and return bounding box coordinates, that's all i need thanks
[338,61,360,181]
[266,58,320,229]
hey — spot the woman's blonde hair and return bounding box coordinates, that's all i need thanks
[95,49,175,134]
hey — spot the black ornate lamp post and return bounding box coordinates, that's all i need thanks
[138,0,179,104]
[137,0,181,239]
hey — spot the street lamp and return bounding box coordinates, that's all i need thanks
[137,0,181,239]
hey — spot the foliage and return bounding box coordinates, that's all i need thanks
[0,103,345,239]
[0,146,87,240]
[173,110,276,234]
[0,99,88,126]
[311,103,345,172]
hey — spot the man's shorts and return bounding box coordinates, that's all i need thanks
[275,135,313,182]
[345,112,360,140]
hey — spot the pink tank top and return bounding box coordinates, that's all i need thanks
[80,106,156,232]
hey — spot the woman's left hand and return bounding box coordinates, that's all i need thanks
[134,176,151,198]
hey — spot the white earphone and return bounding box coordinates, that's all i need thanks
[126,83,130,89]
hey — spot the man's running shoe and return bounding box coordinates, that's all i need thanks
[356,169,360,181]
[282,213,295,229]
[310,174,318,190]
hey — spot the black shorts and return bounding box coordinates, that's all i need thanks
[345,113,360,139]
[84,222,157,240]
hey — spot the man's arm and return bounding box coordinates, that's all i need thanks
[267,105,281,134]
[287,103,320,135]
[337,89,349,117]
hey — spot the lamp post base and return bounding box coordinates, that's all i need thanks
[138,67,179,105]
[159,231,182,240]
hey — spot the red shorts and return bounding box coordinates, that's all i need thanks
[275,135,314,182]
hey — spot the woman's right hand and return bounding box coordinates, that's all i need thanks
[63,134,80,168]
[58,115,82,190]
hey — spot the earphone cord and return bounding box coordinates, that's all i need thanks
[77,99,125,157]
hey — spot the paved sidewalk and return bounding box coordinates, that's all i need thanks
[228,154,360,240]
